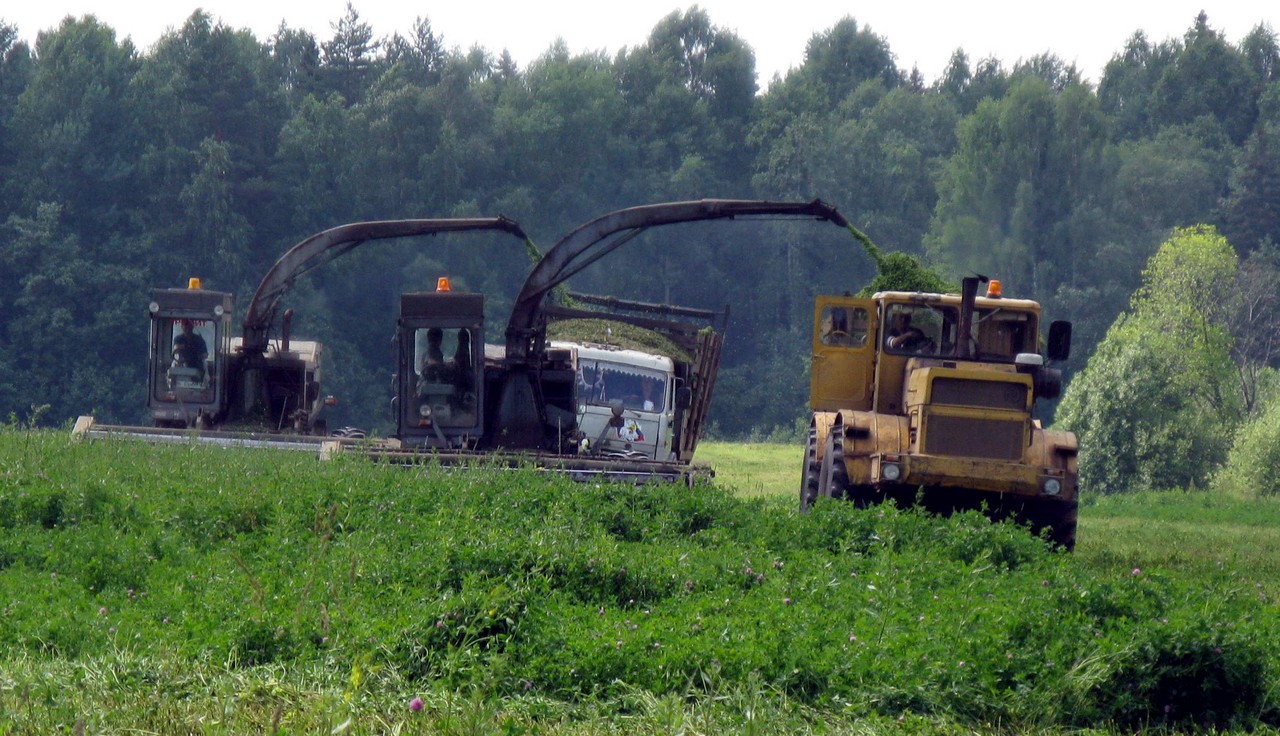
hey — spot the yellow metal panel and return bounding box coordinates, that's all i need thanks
[811,410,839,467]
[833,409,909,486]
[810,296,877,411]
[871,453,1076,500]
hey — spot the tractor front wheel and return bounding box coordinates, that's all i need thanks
[799,421,821,512]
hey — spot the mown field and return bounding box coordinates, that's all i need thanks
[2,431,1279,734]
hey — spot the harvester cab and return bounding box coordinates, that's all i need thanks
[146,278,234,429]
[395,278,487,449]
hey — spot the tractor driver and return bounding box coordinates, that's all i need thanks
[172,319,209,377]
[886,311,932,353]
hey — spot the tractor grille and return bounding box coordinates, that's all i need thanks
[931,377,1027,411]
[923,414,1025,460]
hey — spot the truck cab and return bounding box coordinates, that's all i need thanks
[552,342,678,462]
[147,279,234,428]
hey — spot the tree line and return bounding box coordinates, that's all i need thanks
[1,6,1278,444]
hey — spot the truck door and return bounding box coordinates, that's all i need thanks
[809,296,876,412]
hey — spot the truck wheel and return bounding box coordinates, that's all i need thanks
[799,421,821,512]
[818,430,849,500]
[1024,497,1078,551]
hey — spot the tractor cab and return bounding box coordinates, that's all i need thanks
[395,278,485,449]
[147,278,234,428]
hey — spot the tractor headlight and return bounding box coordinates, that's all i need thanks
[419,404,432,418]
[881,462,902,482]
[1043,477,1062,496]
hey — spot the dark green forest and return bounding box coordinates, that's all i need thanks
[2,6,1278,438]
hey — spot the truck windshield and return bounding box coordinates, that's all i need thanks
[577,360,667,413]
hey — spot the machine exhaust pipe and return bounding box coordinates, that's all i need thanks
[281,308,293,353]
[956,276,983,360]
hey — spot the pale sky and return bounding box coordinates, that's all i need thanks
[4,1,1276,87]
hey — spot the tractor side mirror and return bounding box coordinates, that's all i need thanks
[1047,321,1072,362]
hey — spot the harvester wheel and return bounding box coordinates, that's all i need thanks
[799,422,821,512]
[818,430,849,501]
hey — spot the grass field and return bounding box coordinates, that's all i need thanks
[698,441,1280,599]
[2,430,1279,734]
[695,441,802,498]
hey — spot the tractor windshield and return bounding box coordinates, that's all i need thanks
[882,302,1039,361]
[883,303,953,356]
[972,308,1038,360]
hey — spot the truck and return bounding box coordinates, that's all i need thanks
[545,292,729,465]
[799,275,1080,548]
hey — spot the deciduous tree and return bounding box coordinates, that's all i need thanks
[1057,226,1242,493]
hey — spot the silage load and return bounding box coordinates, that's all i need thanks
[547,318,692,363]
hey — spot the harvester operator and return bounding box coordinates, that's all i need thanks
[172,319,208,377]
[420,328,446,382]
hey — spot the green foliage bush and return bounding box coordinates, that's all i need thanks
[1,429,1278,731]
[1214,392,1280,498]
[1057,323,1231,493]
[1081,610,1272,730]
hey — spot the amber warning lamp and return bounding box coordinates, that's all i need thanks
[986,279,1002,298]
[188,277,202,290]
[436,276,452,292]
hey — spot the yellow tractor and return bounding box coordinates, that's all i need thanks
[801,276,1079,548]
